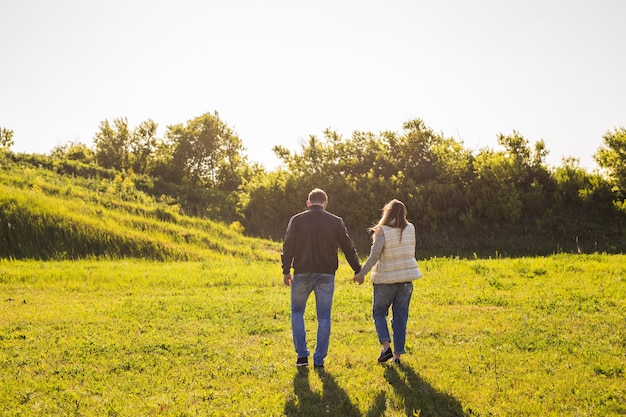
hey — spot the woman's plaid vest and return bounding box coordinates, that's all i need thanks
[371,223,422,284]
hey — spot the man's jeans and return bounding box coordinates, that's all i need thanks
[372,282,413,354]
[290,273,335,365]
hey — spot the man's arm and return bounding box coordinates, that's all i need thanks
[338,220,362,274]
[281,217,295,276]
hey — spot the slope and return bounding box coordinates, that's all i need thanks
[0,154,279,261]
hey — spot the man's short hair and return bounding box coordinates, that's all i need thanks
[308,188,328,205]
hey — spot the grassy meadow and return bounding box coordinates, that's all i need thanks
[1,254,624,416]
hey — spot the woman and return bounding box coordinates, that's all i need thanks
[353,199,422,364]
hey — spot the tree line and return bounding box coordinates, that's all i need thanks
[3,113,626,257]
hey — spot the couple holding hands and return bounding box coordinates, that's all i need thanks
[281,188,422,369]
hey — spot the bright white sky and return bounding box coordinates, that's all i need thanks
[2,0,625,171]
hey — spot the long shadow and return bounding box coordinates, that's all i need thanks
[385,363,467,417]
[284,367,363,417]
[365,390,387,417]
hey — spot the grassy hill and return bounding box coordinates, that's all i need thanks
[0,153,279,261]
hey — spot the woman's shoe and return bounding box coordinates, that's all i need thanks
[377,347,393,363]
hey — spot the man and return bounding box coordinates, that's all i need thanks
[281,188,362,368]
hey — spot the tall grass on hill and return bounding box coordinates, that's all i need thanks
[0,255,624,416]
[0,158,278,261]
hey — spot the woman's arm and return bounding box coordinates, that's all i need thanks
[355,229,385,280]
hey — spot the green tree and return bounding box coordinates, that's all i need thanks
[553,157,590,207]
[94,118,131,170]
[50,141,95,163]
[595,127,626,198]
[0,127,14,150]
[129,119,158,174]
[149,140,175,180]
[470,131,555,224]
[165,112,247,188]
[238,168,294,239]
[471,149,522,223]
[273,130,339,184]
[393,119,444,182]
[93,118,163,175]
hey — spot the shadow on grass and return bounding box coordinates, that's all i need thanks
[284,367,362,417]
[384,362,467,417]
[284,363,466,417]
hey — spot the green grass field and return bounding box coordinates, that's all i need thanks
[1,254,624,416]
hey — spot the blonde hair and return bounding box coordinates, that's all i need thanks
[369,199,409,237]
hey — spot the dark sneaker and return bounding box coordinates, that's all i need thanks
[377,347,393,363]
[313,363,324,369]
[296,357,309,367]
[393,358,401,365]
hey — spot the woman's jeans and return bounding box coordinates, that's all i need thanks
[372,282,413,354]
[291,273,335,365]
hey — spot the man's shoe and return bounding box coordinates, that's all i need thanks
[313,363,324,369]
[377,347,393,363]
[393,358,401,365]
[296,357,309,367]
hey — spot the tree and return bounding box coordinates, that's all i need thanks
[50,141,95,163]
[595,127,626,198]
[471,149,523,223]
[273,133,329,181]
[129,119,158,174]
[0,127,14,150]
[94,118,131,170]
[238,168,295,238]
[393,119,443,182]
[93,117,162,174]
[165,112,247,188]
[554,157,589,206]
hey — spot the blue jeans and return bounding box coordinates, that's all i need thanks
[372,282,413,355]
[290,273,335,365]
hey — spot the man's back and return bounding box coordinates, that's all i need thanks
[282,205,360,275]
